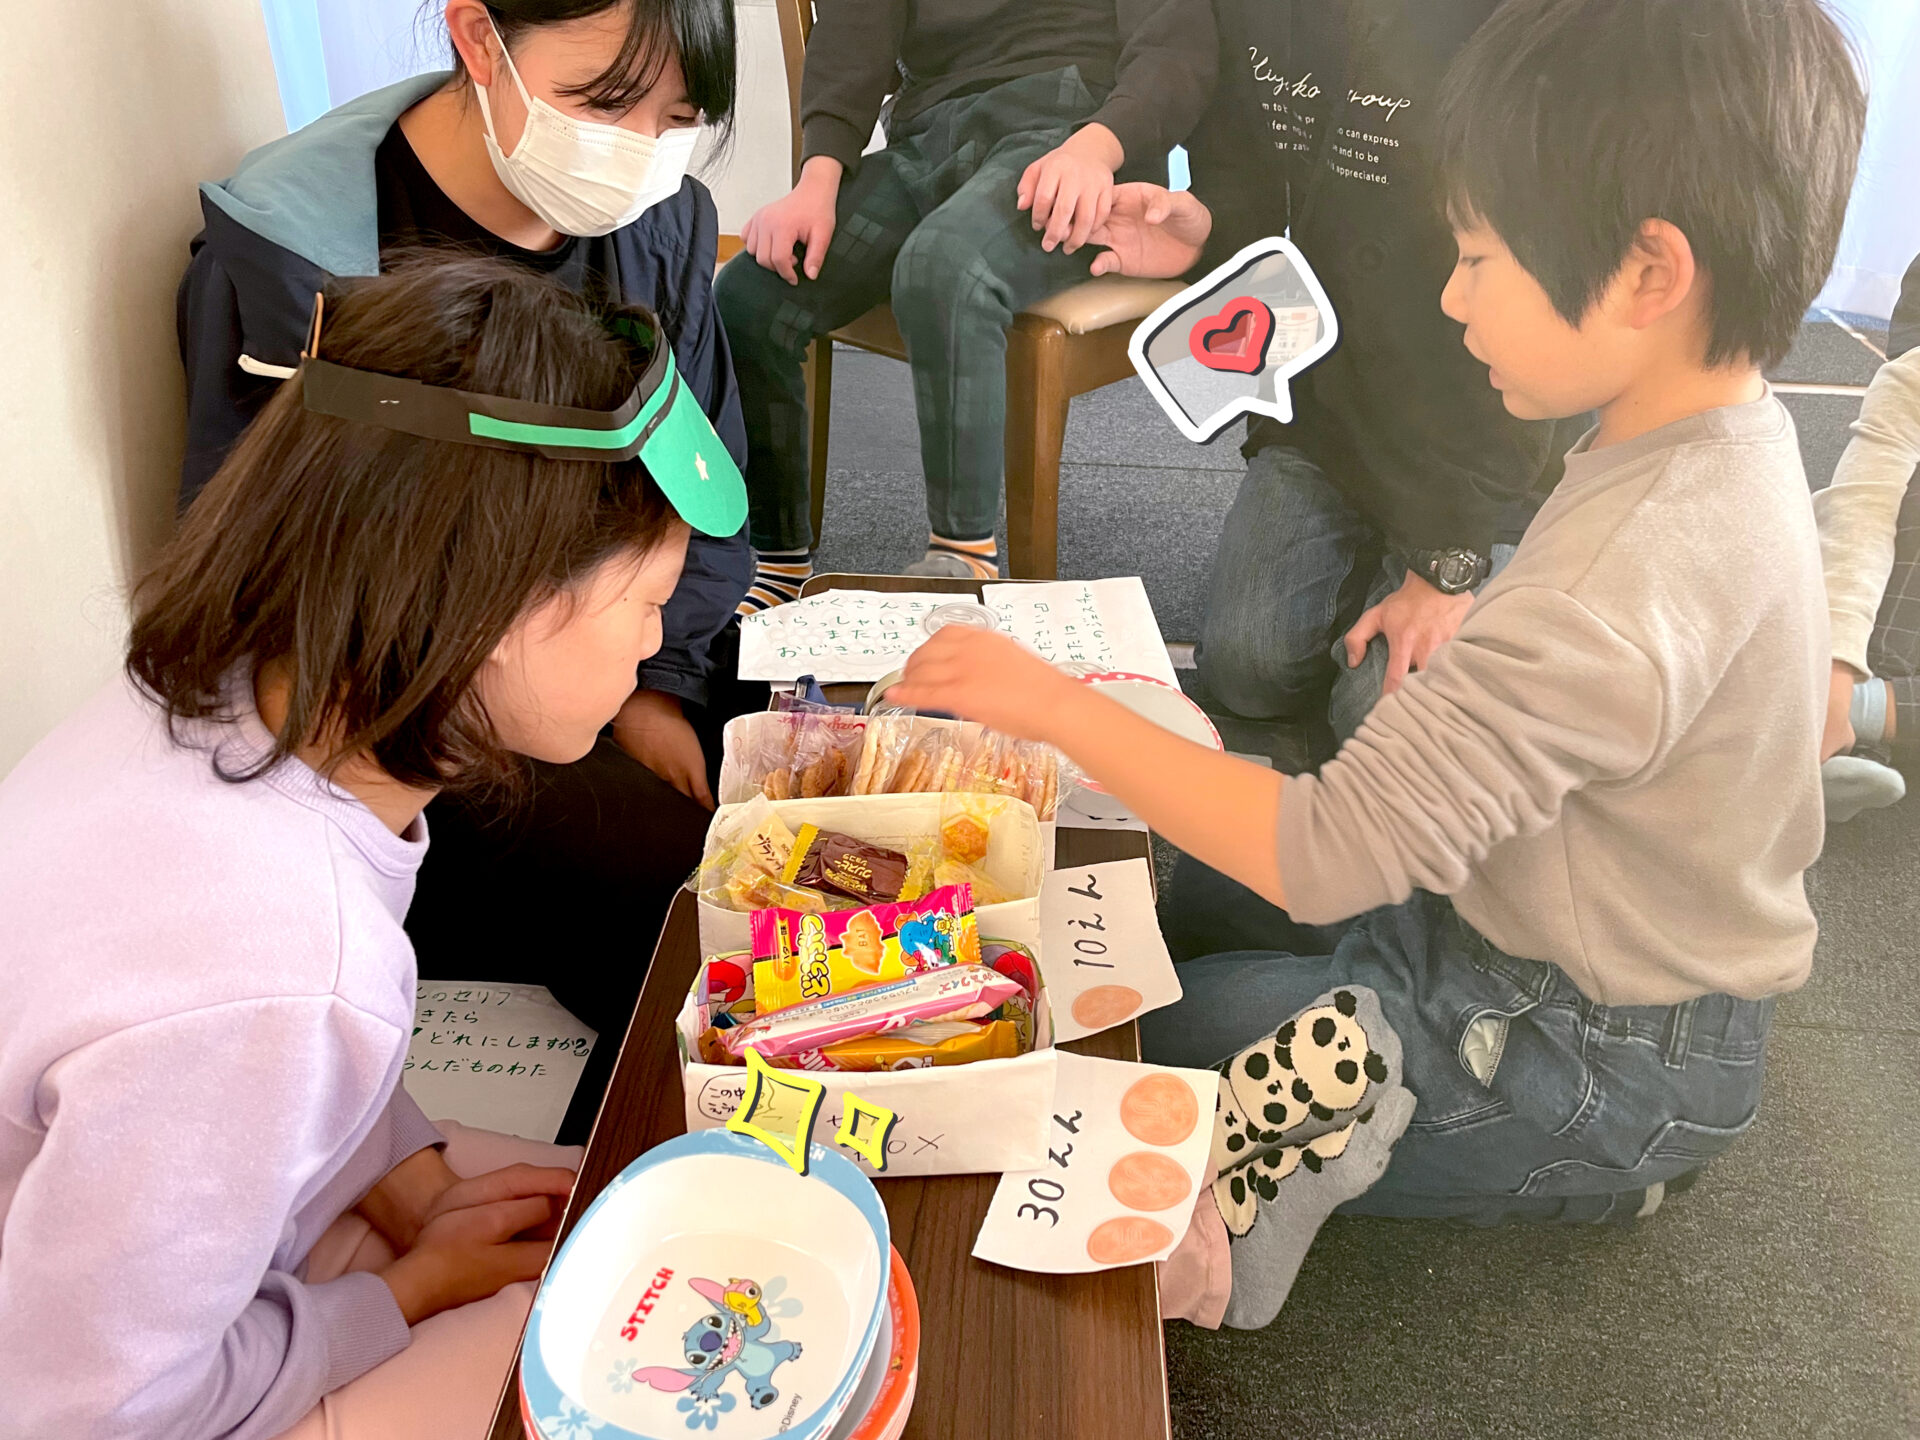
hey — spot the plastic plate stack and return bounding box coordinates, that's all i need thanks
[520,1129,908,1440]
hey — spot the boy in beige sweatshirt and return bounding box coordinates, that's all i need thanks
[890,0,1866,1327]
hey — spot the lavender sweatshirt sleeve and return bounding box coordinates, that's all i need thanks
[0,999,419,1440]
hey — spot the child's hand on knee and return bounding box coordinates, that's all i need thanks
[890,628,1083,743]
[1018,123,1123,255]
[378,1165,575,1324]
[742,157,843,284]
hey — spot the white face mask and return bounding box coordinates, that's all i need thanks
[474,23,701,237]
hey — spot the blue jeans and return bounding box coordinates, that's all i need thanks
[1144,866,1773,1224]
[1197,445,1516,744]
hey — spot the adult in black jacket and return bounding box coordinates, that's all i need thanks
[1092,0,1558,740]
[177,0,752,1138]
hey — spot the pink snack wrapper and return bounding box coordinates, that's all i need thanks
[721,963,1022,1061]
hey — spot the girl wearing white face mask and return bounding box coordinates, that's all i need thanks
[178,0,751,1147]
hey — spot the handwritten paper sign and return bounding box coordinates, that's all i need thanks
[972,1052,1215,1274]
[982,578,1180,688]
[404,982,595,1143]
[1041,859,1180,1042]
[737,590,957,683]
[1056,786,1148,833]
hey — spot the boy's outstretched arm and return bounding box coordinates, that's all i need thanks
[890,629,1287,905]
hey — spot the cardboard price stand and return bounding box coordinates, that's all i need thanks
[489,576,1175,1440]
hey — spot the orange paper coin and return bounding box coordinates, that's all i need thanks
[1107,1150,1192,1212]
[1119,1072,1199,1147]
[1085,1214,1174,1266]
[1071,984,1143,1033]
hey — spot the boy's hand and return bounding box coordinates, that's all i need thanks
[1087,185,1214,279]
[614,689,714,808]
[741,156,843,284]
[888,628,1084,743]
[1018,124,1123,255]
[1823,660,1858,760]
[1344,572,1474,695]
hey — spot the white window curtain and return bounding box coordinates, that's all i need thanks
[1819,0,1920,321]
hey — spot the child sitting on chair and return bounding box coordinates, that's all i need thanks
[716,0,1216,606]
[0,257,749,1435]
[890,0,1865,1329]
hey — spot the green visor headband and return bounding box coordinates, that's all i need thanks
[298,295,746,538]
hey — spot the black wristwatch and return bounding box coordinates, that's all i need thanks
[1407,546,1491,595]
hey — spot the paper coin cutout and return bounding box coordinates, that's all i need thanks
[1108,1151,1193,1212]
[1086,1214,1175,1266]
[1187,296,1275,375]
[1071,984,1144,1033]
[1119,1072,1199,1147]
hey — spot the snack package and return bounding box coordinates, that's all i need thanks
[782,824,915,904]
[849,712,1067,818]
[757,710,865,800]
[720,963,1024,1060]
[750,882,978,1010]
[697,796,858,914]
[776,1018,1022,1072]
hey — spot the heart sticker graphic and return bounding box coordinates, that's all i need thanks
[1188,297,1275,374]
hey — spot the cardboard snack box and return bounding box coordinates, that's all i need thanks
[695,792,1047,961]
[673,958,1058,1180]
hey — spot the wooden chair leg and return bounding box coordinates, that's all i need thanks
[805,338,834,550]
[1004,317,1067,580]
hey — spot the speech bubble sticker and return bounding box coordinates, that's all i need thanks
[1128,236,1339,444]
[727,1045,827,1175]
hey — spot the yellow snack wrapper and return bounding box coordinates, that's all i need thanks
[794,1018,1021,1072]
[749,884,978,1012]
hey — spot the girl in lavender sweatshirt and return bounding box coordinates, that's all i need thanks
[0,256,746,1438]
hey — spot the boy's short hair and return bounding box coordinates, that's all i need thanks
[1437,0,1865,370]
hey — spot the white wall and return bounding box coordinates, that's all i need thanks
[0,3,287,776]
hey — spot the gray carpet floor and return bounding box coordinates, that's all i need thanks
[809,319,1918,1438]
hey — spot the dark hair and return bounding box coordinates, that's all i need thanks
[442,0,736,134]
[1437,0,1866,369]
[128,256,680,792]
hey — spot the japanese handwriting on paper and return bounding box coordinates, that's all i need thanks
[1040,859,1184,1043]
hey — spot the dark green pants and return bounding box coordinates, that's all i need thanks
[716,67,1109,551]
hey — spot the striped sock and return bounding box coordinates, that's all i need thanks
[737,548,814,615]
[928,533,1000,581]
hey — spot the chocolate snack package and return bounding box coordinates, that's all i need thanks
[750,882,979,1011]
[782,823,914,904]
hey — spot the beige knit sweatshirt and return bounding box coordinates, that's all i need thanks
[1815,345,1920,674]
[1277,393,1825,1007]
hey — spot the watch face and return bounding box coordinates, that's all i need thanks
[1438,551,1478,589]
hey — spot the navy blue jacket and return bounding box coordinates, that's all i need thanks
[176,74,752,708]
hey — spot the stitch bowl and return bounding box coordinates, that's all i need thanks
[520,1128,890,1440]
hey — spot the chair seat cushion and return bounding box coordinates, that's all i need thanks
[1021,275,1187,335]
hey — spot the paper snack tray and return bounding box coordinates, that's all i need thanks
[674,961,1058,1180]
[695,792,1047,960]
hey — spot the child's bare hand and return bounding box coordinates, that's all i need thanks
[1087,185,1213,278]
[889,629,1083,743]
[378,1169,571,1324]
[742,157,843,284]
[1018,124,1123,254]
